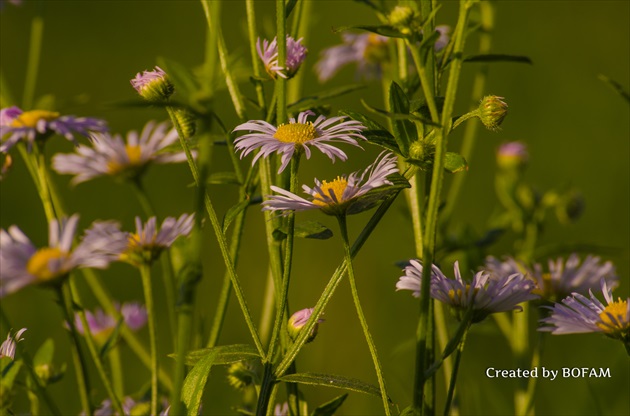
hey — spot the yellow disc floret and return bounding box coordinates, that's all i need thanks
[10,110,60,128]
[273,122,317,144]
[313,177,348,206]
[107,145,144,175]
[597,299,629,333]
[26,247,70,282]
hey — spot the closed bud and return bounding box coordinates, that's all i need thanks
[226,361,257,390]
[407,140,436,169]
[131,66,174,102]
[497,142,528,170]
[287,308,324,343]
[172,108,196,139]
[478,95,508,131]
[388,6,417,34]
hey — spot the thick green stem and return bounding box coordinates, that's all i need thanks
[139,264,158,416]
[338,215,391,415]
[443,327,469,416]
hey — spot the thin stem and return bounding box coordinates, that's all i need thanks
[69,280,124,415]
[258,268,277,347]
[35,147,57,221]
[246,0,267,117]
[275,0,287,125]
[22,16,44,109]
[139,264,158,416]
[287,0,312,104]
[443,327,469,416]
[57,285,92,415]
[109,346,124,398]
[338,215,391,415]
[523,330,546,416]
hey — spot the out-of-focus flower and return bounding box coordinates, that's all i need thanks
[130,66,174,102]
[433,25,450,51]
[497,141,528,170]
[274,402,289,416]
[233,110,366,174]
[0,106,107,153]
[477,95,508,131]
[71,302,147,346]
[257,36,308,79]
[397,260,539,323]
[52,121,188,184]
[91,397,174,416]
[315,33,389,83]
[0,0,22,10]
[485,254,618,302]
[0,216,127,297]
[263,151,398,216]
[287,308,324,343]
[539,281,629,346]
[0,328,26,361]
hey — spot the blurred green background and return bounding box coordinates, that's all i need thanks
[1,1,628,415]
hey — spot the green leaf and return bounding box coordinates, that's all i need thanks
[1,358,23,390]
[288,84,366,113]
[389,81,416,157]
[351,0,385,13]
[444,152,468,173]
[337,110,401,154]
[598,74,630,103]
[273,221,334,241]
[333,25,406,39]
[222,198,250,234]
[285,0,299,17]
[181,348,217,416]
[464,54,533,65]
[33,339,54,368]
[311,394,348,416]
[278,372,387,400]
[361,100,440,128]
[410,97,445,121]
[207,172,241,186]
[181,344,260,366]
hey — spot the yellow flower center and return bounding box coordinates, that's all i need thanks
[273,122,317,144]
[26,247,69,282]
[313,177,348,206]
[597,299,629,333]
[107,145,144,174]
[10,110,60,128]
[364,34,389,62]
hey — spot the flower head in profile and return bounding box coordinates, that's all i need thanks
[263,151,399,216]
[287,308,324,343]
[257,36,308,79]
[131,66,174,102]
[120,214,195,266]
[497,141,528,170]
[233,110,366,174]
[71,302,147,346]
[0,328,26,361]
[0,106,107,153]
[397,260,539,323]
[477,95,508,131]
[0,216,127,297]
[485,254,618,302]
[540,281,629,347]
[316,33,389,83]
[52,120,189,184]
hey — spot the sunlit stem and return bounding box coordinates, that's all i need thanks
[139,264,159,416]
[338,214,392,415]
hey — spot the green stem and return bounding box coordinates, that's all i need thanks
[109,346,124,398]
[275,0,287,125]
[287,0,312,104]
[338,215,391,415]
[258,268,277,346]
[406,39,439,123]
[523,329,545,416]
[246,0,267,117]
[139,264,158,416]
[0,308,61,416]
[57,285,92,415]
[443,327,469,416]
[413,1,472,411]
[34,146,57,221]
[22,16,44,109]
[69,280,124,415]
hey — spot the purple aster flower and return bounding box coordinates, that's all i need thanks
[0,216,128,297]
[130,66,174,101]
[52,120,189,184]
[233,110,366,174]
[287,307,324,343]
[540,281,629,346]
[71,302,147,345]
[90,397,173,416]
[274,403,289,416]
[257,36,308,79]
[263,151,398,216]
[0,328,26,361]
[0,106,107,153]
[397,260,539,323]
[497,141,528,169]
[315,33,389,83]
[485,254,618,302]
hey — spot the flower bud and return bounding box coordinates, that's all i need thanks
[226,361,257,390]
[497,142,528,170]
[388,6,417,35]
[172,108,196,139]
[287,308,323,343]
[407,140,436,169]
[478,95,508,131]
[131,66,174,102]
[555,190,585,224]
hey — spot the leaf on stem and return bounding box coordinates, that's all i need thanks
[273,221,334,240]
[389,81,417,157]
[179,344,260,366]
[444,152,468,173]
[207,172,242,186]
[311,394,348,416]
[222,198,250,234]
[278,372,390,401]
[181,348,217,416]
[333,25,406,39]
[338,110,401,155]
[463,54,533,65]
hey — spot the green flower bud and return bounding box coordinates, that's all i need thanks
[407,140,436,169]
[388,6,419,35]
[478,95,508,131]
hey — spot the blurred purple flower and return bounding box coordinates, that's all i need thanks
[71,302,147,345]
[257,36,308,79]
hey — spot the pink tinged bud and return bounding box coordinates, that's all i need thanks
[478,95,508,131]
[287,308,324,343]
[497,141,528,169]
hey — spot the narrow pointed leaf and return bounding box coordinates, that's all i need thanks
[333,25,406,39]
[312,394,348,416]
[274,220,333,241]
[338,110,401,154]
[285,0,299,17]
[223,198,250,234]
[208,172,241,186]
[464,54,533,65]
[389,81,416,156]
[444,152,468,173]
[279,372,387,400]
[33,339,55,367]
[598,74,630,103]
[1,359,23,390]
[181,349,217,416]
[181,344,260,366]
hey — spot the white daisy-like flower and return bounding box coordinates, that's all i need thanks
[262,151,399,216]
[52,120,189,184]
[397,260,539,323]
[540,281,629,346]
[0,216,127,297]
[485,254,618,302]
[257,36,308,79]
[0,328,26,361]
[233,110,366,173]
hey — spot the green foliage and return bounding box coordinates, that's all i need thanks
[278,372,388,400]
[273,220,334,240]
